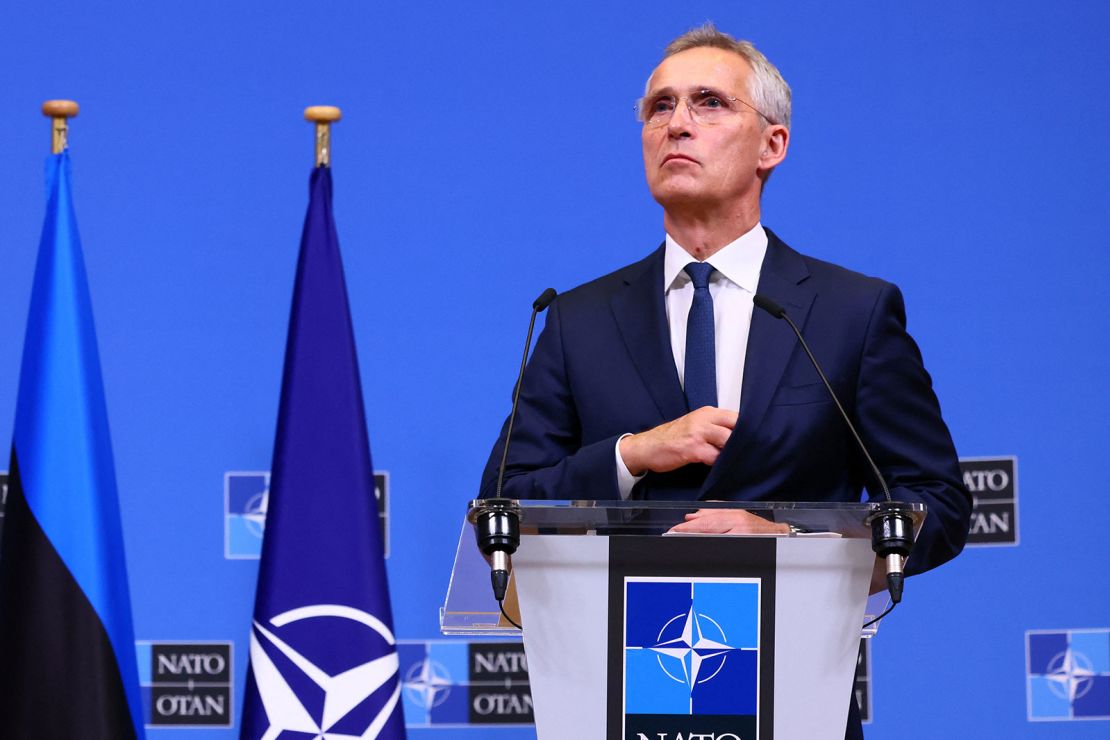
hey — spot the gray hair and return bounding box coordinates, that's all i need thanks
[658,22,792,130]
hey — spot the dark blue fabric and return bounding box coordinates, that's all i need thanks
[479,229,970,576]
[683,262,717,410]
[240,167,405,739]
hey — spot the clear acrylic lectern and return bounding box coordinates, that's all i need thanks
[442,499,924,740]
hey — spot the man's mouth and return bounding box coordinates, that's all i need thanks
[661,153,698,166]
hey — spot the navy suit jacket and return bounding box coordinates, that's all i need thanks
[480,229,970,574]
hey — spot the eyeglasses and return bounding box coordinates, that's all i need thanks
[636,88,774,127]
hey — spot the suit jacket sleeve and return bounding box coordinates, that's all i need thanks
[479,299,623,500]
[856,282,971,575]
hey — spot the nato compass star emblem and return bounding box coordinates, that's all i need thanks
[243,488,269,537]
[249,604,401,739]
[1046,648,1097,701]
[650,607,737,690]
[402,658,452,711]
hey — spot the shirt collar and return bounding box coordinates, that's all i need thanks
[664,222,768,293]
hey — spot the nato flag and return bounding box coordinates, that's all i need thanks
[240,166,405,739]
[0,152,145,738]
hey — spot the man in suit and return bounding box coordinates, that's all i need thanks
[479,25,969,735]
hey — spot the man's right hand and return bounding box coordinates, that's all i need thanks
[618,407,738,476]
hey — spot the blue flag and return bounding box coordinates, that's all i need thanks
[240,166,405,739]
[0,152,145,738]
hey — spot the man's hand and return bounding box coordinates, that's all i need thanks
[669,508,790,535]
[618,407,738,476]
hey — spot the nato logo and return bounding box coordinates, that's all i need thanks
[398,640,533,727]
[225,471,270,559]
[249,604,401,737]
[1027,629,1110,721]
[136,641,233,727]
[960,456,1019,546]
[623,577,760,738]
[399,641,468,726]
[225,470,390,559]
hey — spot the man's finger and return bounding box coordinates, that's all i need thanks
[670,518,727,534]
[704,423,733,448]
[695,443,721,466]
[688,406,738,428]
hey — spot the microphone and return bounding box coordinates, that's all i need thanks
[496,287,557,498]
[533,287,557,312]
[752,293,914,605]
[481,287,558,606]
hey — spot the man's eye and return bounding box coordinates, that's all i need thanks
[696,96,725,110]
[650,97,676,113]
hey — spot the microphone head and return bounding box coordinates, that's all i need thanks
[533,287,558,311]
[753,293,785,319]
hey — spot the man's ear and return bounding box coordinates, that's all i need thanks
[759,124,790,171]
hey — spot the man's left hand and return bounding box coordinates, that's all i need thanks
[668,508,790,535]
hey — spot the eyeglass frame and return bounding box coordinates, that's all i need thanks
[635,87,776,127]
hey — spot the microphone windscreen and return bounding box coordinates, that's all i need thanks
[753,293,785,319]
[533,287,558,311]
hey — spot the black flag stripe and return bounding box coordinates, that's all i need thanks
[0,453,138,739]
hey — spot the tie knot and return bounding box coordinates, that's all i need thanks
[684,262,715,289]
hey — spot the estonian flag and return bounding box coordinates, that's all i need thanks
[240,166,405,738]
[0,152,145,738]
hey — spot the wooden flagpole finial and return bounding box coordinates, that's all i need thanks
[304,106,342,167]
[42,100,79,154]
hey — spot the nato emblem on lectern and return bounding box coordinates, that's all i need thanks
[960,456,1019,546]
[248,604,401,736]
[225,470,390,558]
[623,577,761,739]
[136,641,234,727]
[1027,628,1110,721]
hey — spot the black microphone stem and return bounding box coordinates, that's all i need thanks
[496,308,539,498]
[496,295,549,497]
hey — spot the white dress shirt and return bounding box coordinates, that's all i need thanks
[615,223,768,497]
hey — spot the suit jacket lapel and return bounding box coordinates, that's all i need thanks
[610,244,688,423]
[701,230,816,498]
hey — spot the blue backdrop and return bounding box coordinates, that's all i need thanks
[2,1,1108,737]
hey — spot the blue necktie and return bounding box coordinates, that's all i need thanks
[683,262,717,410]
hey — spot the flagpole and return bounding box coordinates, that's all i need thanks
[304,105,341,167]
[42,99,79,154]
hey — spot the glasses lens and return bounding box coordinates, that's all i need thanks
[689,90,732,123]
[640,95,675,126]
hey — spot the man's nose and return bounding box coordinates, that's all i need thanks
[666,98,696,137]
